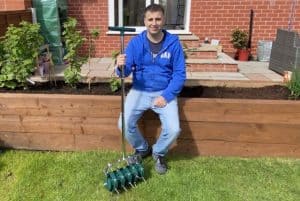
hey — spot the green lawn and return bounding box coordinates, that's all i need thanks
[0,149,299,201]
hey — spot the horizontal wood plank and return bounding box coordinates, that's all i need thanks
[0,132,75,151]
[0,115,119,135]
[0,93,300,157]
[147,99,300,124]
[143,120,300,145]
[168,139,300,158]
[75,134,132,151]
[0,94,120,117]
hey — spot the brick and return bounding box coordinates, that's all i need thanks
[67,0,300,58]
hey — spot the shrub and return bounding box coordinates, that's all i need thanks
[286,69,300,99]
[0,21,43,89]
[109,50,121,92]
[86,28,100,91]
[63,17,87,88]
[230,28,248,49]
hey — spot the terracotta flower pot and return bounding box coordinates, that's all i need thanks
[238,49,250,61]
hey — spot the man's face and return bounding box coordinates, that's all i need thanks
[144,10,165,35]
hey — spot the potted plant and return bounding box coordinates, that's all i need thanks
[230,28,250,61]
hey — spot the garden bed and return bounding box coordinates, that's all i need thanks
[0,81,291,99]
[0,82,299,157]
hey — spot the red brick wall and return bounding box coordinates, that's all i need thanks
[67,0,130,57]
[0,10,32,37]
[190,0,300,55]
[67,0,300,57]
[0,0,31,11]
[24,0,32,9]
[0,1,4,11]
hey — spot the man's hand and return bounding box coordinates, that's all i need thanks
[116,54,126,67]
[153,96,167,108]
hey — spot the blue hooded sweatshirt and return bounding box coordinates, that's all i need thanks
[117,30,186,103]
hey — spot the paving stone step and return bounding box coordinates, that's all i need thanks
[185,49,218,59]
[186,63,238,72]
[186,52,238,72]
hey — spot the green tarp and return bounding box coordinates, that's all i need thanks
[32,0,67,64]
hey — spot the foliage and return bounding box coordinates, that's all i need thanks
[110,50,121,92]
[286,69,300,99]
[63,67,81,87]
[0,21,43,89]
[63,17,87,88]
[88,29,100,56]
[1,150,299,201]
[88,28,100,61]
[230,28,249,49]
[86,28,100,91]
[109,77,121,92]
[111,49,120,60]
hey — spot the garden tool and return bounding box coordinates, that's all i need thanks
[103,26,146,194]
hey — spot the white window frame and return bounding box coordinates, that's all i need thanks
[108,0,191,34]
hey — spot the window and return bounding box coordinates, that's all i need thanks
[108,0,191,34]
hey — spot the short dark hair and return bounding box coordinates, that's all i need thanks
[144,4,165,16]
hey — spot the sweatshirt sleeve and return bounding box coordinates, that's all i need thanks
[115,39,135,77]
[161,40,186,102]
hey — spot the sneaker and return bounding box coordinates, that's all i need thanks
[127,147,152,165]
[134,146,152,159]
[153,154,167,174]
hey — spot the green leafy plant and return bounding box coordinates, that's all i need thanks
[109,77,121,92]
[0,21,43,89]
[230,28,248,49]
[63,17,87,88]
[111,50,120,64]
[86,28,100,91]
[286,69,300,99]
[88,29,100,59]
[109,50,121,92]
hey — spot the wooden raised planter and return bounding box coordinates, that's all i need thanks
[0,93,299,157]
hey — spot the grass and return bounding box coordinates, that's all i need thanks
[0,149,299,201]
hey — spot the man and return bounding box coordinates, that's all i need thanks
[116,4,186,174]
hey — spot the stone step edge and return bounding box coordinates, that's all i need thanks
[185,45,218,52]
[186,53,238,65]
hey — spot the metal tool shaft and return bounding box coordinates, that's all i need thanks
[108,26,136,159]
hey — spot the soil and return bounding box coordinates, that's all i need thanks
[0,81,293,100]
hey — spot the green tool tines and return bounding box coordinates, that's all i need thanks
[104,163,145,193]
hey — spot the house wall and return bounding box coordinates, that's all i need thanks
[68,0,300,57]
[67,0,124,57]
[0,0,31,11]
[0,10,32,37]
[0,0,32,37]
[190,0,300,56]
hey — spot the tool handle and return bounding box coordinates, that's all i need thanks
[108,26,136,34]
[108,26,136,159]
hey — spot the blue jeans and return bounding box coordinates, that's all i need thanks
[118,88,181,157]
